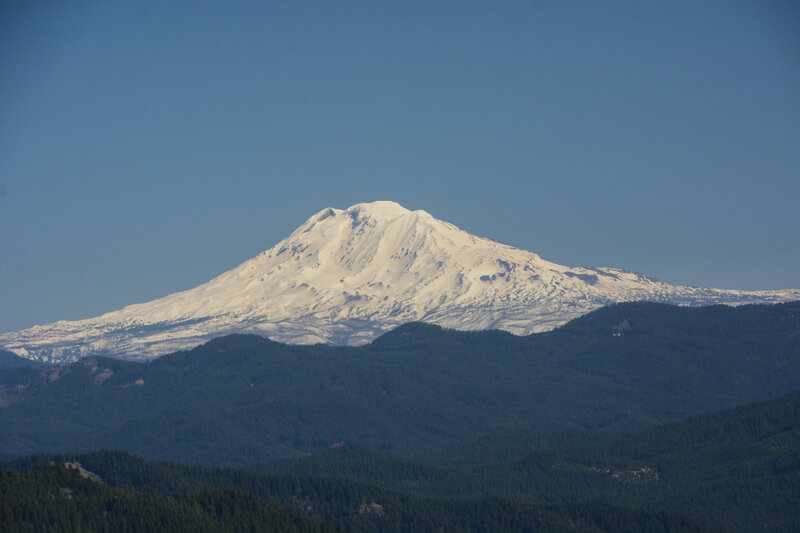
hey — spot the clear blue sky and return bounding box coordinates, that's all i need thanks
[2,1,799,333]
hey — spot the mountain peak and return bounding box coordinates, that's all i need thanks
[3,202,799,363]
[346,200,415,219]
[295,201,432,239]
[308,201,433,226]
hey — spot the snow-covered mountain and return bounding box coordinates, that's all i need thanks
[3,201,799,363]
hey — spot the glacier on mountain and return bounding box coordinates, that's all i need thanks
[2,201,799,363]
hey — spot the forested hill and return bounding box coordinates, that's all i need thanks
[258,387,800,531]
[3,453,722,533]
[0,464,342,533]
[1,301,798,464]
[6,381,798,531]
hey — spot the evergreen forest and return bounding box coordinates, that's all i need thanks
[2,301,799,531]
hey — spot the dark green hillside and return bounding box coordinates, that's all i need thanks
[537,302,800,409]
[0,301,798,464]
[0,463,341,532]
[5,453,720,533]
[259,388,800,531]
[492,387,800,531]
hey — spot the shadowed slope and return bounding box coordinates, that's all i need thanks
[1,302,798,465]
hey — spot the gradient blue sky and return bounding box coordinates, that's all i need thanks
[2,1,799,333]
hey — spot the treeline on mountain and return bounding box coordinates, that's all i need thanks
[1,301,798,465]
[7,387,800,531]
[3,456,721,533]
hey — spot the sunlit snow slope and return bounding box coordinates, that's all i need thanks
[3,201,799,362]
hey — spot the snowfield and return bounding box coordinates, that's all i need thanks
[3,201,799,362]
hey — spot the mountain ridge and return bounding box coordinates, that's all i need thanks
[3,201,799,362]
[2,301,799,464]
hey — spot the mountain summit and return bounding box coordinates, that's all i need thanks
[3,201,799,362]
